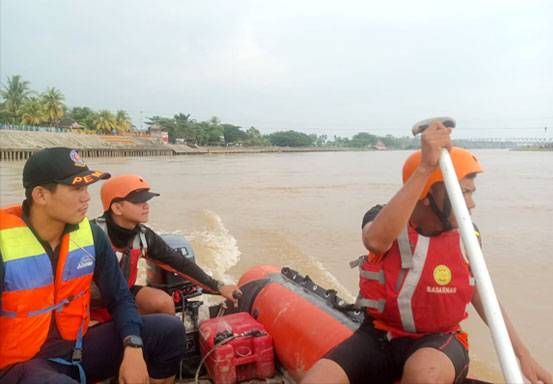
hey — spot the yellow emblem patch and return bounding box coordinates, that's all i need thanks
[433,265,452,286]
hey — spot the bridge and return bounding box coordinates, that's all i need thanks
[459,137,553,144]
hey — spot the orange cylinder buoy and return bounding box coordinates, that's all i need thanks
[235,265,362,382]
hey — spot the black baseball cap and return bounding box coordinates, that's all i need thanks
[23,147,110,188]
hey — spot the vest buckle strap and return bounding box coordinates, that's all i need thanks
[0,297,70,318]
[355,297,385,313]
[72,348,82,362]
[349,255,366,269]
[28,298,69,316]
[49,357,86,384]
[0,309,16,318]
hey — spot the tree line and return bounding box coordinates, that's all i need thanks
[1,75,418,148]
[0,75,132,134]
[147,114,418,148]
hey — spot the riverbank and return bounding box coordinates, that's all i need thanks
[168,144,353,155]
[0,130,357,161]
[512,146,553,151]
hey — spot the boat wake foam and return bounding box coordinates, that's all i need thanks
[184,210,241,284]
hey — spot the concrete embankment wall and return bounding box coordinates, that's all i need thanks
[0,129,354,161]
[0,130,174,161]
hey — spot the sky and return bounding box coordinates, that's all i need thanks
[1,0,552,139]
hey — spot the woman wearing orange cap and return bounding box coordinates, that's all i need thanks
[91,174,240,320]
[302,122,550,384]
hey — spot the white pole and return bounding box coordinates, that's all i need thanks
[439,148,524,383]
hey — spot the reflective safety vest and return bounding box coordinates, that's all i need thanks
[0,205,95,369]
[354,226,474,338]
[90,217,146,322]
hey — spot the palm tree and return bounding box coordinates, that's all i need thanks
[115,110,132,134]
[209,116,221,126]
[0,75,32,123]
[92,110,116,134]
[19,97,46,125]
[41,87,65,126]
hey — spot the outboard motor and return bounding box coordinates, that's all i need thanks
[147,234,195,284]
[147,234,202,312]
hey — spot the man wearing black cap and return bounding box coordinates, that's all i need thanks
[91,174,240,319]
[0,147,186,384]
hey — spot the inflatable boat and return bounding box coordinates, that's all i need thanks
[154,235,490,384]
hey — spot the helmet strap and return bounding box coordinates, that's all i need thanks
[427,192,452,233]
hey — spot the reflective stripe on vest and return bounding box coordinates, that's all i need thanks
[351,254,386,286]
[355,226,430,332]
[0,205,94,369]
[64,220,96,282]
[398,226,413,269]
[353,229,410,292]
[459,232,476,288]
[357,224,475,337]
[396,231,430,333]
[359,270,385,285]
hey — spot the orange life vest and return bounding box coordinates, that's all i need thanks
[0,205,95,369]
[354,226,474,338]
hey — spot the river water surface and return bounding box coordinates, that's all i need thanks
[1,149,551,381]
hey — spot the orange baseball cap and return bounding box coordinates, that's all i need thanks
[101,174,159,211]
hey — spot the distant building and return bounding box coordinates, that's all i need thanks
[148,123,163,137]
[373,140,386,150]
[148,123,169,144]
[59,117,83,132]
[70,122,84,130]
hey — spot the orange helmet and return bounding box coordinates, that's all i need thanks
[402,147,482,200]
[101,174,154,211]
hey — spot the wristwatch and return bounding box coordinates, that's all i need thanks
[216,280,225,292]
[123,335,143,349]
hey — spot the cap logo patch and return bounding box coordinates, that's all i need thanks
[70,149,86,167]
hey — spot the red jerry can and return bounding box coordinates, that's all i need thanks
[199,312,275,384]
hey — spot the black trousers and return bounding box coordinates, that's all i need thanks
[0,314,186,384]
[325,317,469,384]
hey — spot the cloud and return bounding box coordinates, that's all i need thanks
[1,0,552,138]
